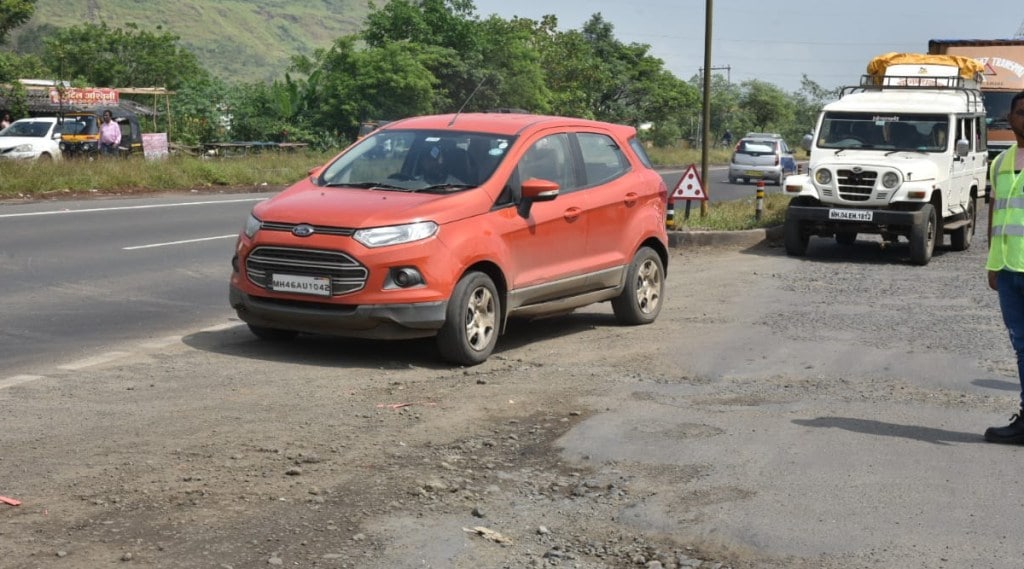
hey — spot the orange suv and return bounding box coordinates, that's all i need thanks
[229,113,669,365]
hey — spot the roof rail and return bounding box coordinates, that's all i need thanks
[841,74,984,113]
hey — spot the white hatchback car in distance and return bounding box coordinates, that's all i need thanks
[0,117,63,161]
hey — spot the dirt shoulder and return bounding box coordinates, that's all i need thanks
[1,240,1018,569]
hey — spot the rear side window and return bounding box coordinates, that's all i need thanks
[629,137,654,169]
[578,132,628,186]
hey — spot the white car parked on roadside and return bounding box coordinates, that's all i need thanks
[0,117,63,161]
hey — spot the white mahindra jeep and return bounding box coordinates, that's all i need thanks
[783,54,989,265]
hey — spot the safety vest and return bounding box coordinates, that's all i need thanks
[986,144,1024,271]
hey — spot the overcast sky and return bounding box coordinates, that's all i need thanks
[471,0,1024,93]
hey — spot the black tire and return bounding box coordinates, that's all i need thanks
[436,271,499,366]
[784,216,808,257]
[248,324,298,341]
[835,230,857,245]
[728,175,737,184]
[612,247,665,325]
[909,203,937,266]
[950,198,975,252]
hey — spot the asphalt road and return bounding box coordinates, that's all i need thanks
[2,219,1020,568]
[0,193,264,377]
[0,170,770,378]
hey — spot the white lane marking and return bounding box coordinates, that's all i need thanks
[0,374,45,390]
[0,197,265,219]
[123,234,237,250]
[57,351,132,371]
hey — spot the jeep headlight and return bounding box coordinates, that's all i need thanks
[243,213,262,238]
[354,221,438,248]
[881,171,900,189]
[814,168,832,185]
[12,144,33,153]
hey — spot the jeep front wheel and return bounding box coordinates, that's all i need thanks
[784,217,808,256]
[910,203,937,265]
[612,247,664,325]
[437,271,499,366]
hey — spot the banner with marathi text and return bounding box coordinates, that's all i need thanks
[48,87,119,107]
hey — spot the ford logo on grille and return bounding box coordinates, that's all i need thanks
[292,224,315,237]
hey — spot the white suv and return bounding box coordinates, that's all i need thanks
[0,117,62,161]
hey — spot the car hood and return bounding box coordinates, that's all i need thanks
[0,135,51,149]
[252,178,495,228]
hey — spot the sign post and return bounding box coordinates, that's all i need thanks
[669,164,709,228]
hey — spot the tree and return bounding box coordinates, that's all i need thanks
[789,74,839,143]
[42,22,207,89]
[0,0,34,45]
[738,79,795,133]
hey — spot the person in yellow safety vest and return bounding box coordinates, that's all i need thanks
[984,89,1024,444]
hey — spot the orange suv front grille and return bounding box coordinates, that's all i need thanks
[246,246,368,296]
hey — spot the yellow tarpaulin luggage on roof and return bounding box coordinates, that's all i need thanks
[866,52,984,80]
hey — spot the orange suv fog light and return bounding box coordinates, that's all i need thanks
[386,267,425,289]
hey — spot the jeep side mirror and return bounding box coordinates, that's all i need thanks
[955,139,969,157]
[801,133,813,152]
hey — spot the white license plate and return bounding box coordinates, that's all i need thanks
[270,273,332,296]
[828,209,873,222]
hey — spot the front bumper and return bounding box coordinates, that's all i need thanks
[229,285,447,340]
[786,204,927,234]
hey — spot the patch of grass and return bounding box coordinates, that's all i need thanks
[0,151,334,198]
[0,148,792,234]
[670,193,790,231]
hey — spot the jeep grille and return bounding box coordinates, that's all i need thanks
[245,247,368,296]
[837,169,877,202]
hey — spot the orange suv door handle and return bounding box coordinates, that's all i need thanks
[563,207,583,222]
[624,192,639,207]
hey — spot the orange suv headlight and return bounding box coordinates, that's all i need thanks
[354,221,439,248]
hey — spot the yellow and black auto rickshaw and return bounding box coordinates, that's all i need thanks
[59,107,142,158]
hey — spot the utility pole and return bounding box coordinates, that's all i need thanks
[700,0,713,216]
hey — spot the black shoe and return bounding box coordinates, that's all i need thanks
[984,412,1024,444]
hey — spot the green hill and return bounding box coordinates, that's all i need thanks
[12,0,372,84]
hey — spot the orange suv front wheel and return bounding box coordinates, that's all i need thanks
[436,271,500,366]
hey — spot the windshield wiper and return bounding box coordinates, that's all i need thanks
[417,183,475,193]
[884,149,927,156]
[323,181,410,191]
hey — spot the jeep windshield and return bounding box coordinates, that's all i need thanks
[817,112,949,153]
[317,129,515,192]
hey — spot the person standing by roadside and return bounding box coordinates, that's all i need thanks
[1,112,11,130]
[98,109,121,157]
[985,90,1024,444]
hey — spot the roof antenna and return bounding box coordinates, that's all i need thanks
[449,75,487,127]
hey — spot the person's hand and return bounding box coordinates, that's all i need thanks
[989,270,999,291]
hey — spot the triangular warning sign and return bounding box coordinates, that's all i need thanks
[984,62,997,76]
[671,164,707,200]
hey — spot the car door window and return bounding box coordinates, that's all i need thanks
[517,134,573,192]
[578,132,628,187]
